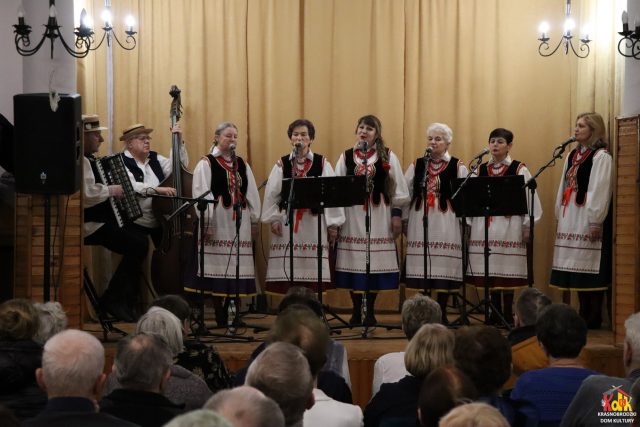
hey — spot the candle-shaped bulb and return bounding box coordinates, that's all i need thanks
[622,10,629,32]
[49,4,57,18]
[81,9,93,29]
[538,21,550,39]
[101,8,112,26]
[581,23,592,41]
[563,17,575,35]
[124,15,135,32]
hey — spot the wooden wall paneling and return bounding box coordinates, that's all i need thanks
[13,192,84,328]
[614,116,640,343]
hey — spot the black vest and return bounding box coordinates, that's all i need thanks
[84,156,117,225]
[566,148,603,205]
[279,153,324,213]
[121,151,165,183]
[207,154,249,208]
[411,157,459,212]
[344,148,390,205]
[478,160,521,177]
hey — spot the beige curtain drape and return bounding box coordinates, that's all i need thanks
[78,0,623,308]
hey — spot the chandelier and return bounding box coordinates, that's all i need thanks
[537,0,592,58]
[13,0,137,58]
[618,11,640,60]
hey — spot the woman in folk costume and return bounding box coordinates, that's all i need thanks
[334,115,410,326]
[465,128,542,324]
[261,119,345,295]
[190,122,261,326]
[550,113,612,329]
[403,123,468,323]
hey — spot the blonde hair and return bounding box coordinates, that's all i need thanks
[439,402,510,427]
[404,323,454,378]
[576,112,607,149]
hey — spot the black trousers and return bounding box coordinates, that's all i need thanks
[84,223,149,301]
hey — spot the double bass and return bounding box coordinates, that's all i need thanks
[151,85,198,295]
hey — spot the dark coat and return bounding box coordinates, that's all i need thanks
[0,340,47,420]
[100,388,185,427]
[23,397,139,427]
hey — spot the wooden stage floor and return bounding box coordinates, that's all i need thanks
[85,309,624,409]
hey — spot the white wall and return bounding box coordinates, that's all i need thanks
[0,0,76,123]
[622,0,640,116]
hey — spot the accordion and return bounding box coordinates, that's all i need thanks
[94,154,143,227]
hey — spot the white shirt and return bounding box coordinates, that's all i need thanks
[123,145,188,228]
[83,156,110,236]
[371,352,408,398]
[304,388,363,427]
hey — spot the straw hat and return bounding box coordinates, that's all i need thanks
[119,123,154,141]
[82,114,107,132]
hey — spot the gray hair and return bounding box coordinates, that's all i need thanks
[515,288,551,326]
[439,402,510,427]
[135,306,183,357]
[404,323,454,379]
[426,123,453,144]
[401,294,442,339]
[246,342,313,427]
[114,333,173,392]
[205,386,285,427]
[625,312,640,366]
[33,302,68,344]
[164,409,233,427]
[41,329,105,397]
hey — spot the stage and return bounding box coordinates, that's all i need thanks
[85,309,624,409]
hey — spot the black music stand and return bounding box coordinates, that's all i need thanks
[450,175,527,328]
[281,175,366,331]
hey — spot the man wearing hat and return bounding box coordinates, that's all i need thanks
[119,123,187,246]
[83,114,149,322]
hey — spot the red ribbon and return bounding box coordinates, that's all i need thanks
[562,186,573,217]
[294,209,306,233]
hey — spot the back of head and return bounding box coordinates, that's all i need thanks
[41,329,104,397]
[401,294,442,339]
[439,402,510,427]
[205,386,285,427]
[246,342,313,427]
[418,366,478,427]
[136,306,184,357]
[278,286,323,317]
[0,298,39,341]
[405,323,454,379]
[269,304,329,377]
[536,303,587,359]
[114,333,174,392]
[454,326,511,396]
[150,295,191,323]
[624,312,640,367]
[33,301,68,345]
[515,288,551,327]
[164,409,233,427]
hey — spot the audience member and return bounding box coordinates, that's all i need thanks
[417,366,478,427]
[0,403,20,427]
[163,409,232,427]
[454,325,536,426]
[205,385,285,427]
[33,302,68,345]
[371,293,441,397]
[364,323,454,427]
[504,288,551,389]
[561,311,640,426]
[0,298,47,420]
[512,303,597,425]
[24,329,137,427]
[278,286,351,386]
[234,301,352,404]
[150,295,232,392]
[104,307,212,410]
[100,333,185,426]
[266,306,362,427]
[439,402,510,427]
[246,341,315,427]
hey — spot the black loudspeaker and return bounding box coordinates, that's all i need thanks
[13,93,82,194]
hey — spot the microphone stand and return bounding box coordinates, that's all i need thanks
[361,142,373,337]
[286,147,297,288]
[229,149,246,335]
[420,151,430,299]
[522,144,567,289]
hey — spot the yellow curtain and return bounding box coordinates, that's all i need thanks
[77,0,622,306]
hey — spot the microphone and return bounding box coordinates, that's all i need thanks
[470,147,490,163]
[229,143,236,151]
[294,142,303,150]
[557,136,577,150]
[424,146,433,158]
[358,139,368,151]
